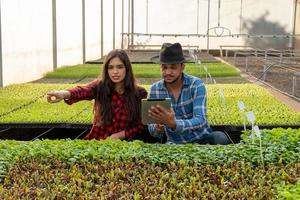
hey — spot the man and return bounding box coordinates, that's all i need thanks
[147,42,229,144]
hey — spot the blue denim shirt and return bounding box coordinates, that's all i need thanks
[148,73,212,144]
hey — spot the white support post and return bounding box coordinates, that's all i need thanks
[292,76,296,95]
[263,65,267,81]
[225,49,228,60]
[245,57,249,72]
[52,0,57,70]
[292,72,300,96]
[82,0,86,63]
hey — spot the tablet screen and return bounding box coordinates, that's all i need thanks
[141,98,171,124]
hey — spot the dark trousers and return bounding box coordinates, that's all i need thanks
[197,131,230,145]
[132,126,230,145]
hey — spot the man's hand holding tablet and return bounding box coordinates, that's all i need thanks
[141,98,176,129]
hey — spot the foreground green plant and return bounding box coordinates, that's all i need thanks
[0,128,299,182]
[275,180,300,200]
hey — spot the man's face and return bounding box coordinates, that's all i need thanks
[161,63,185,84]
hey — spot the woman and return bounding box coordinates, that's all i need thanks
[47,49,147,140]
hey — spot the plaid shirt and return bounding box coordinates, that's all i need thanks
[65,80,147,140]
[148,73,212,144]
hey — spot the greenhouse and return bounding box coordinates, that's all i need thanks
[0,0,299,199]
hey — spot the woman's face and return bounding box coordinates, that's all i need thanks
[107,57,126,85]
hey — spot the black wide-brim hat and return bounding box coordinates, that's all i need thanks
[150,43,192,64]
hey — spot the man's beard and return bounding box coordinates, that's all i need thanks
[164,75,181,84]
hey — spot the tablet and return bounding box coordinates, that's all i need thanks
[141,98,171,124]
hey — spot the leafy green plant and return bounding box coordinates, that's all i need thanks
[207,84,300,125]
[275,179,300,200]
[1,83,299,125]
[0,158,298,199]
[0,84,93,123]
[0,128,299,182]
[0,128,299,198]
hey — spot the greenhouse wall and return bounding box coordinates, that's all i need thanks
[0,0,107,86]
[133,0,295,50]
[56,0,83,67]
[0,0,297,86]
[1,0,53,86]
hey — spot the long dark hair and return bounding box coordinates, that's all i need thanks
[98,49,140,125]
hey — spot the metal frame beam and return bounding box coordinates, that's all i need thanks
[101,0,103,57]
[82,0,86,63]
[0,0,3,87]
[52,0,57,70]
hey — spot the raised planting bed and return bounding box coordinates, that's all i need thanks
[0,84,299,125]
[0,128,299,199]
[44,63,240,79]
[1,123,300,144]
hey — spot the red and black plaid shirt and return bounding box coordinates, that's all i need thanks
[64,80,147,140]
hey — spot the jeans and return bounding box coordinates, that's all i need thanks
[197,131,230,145]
